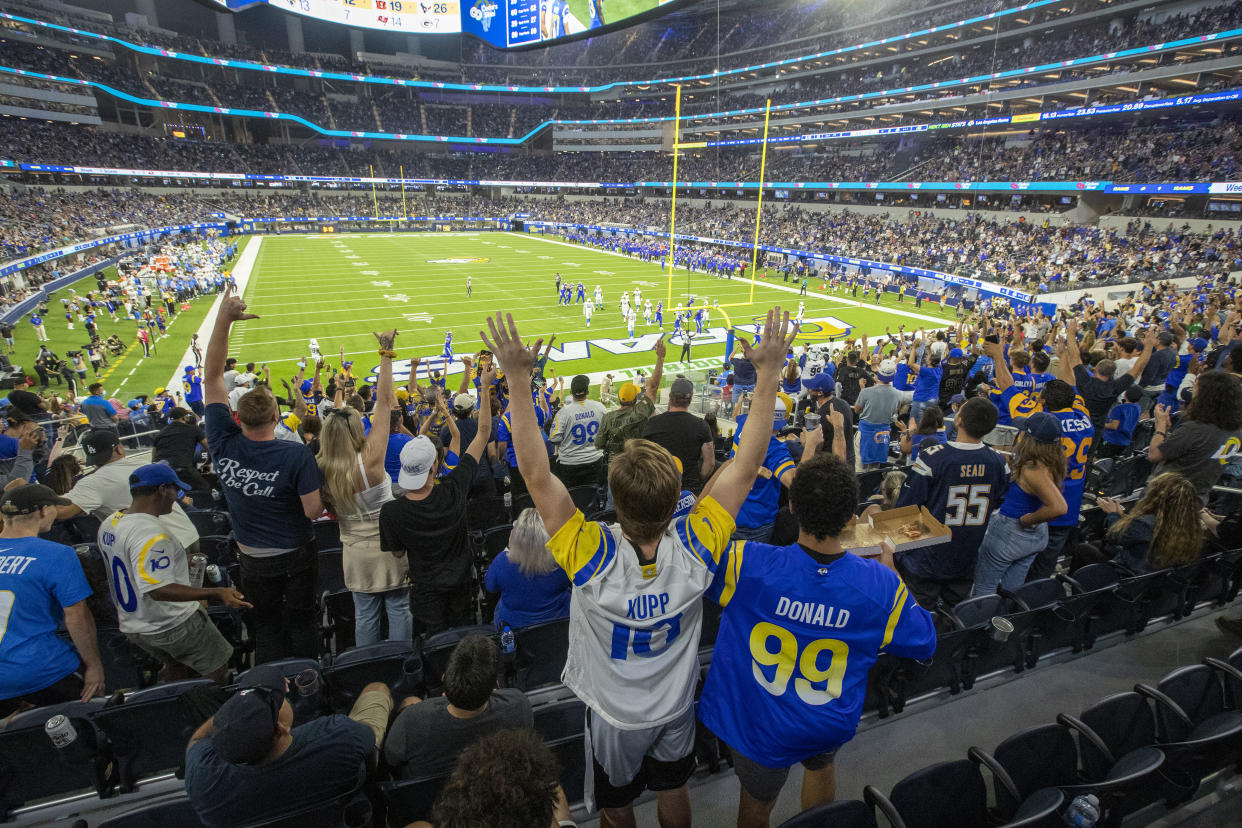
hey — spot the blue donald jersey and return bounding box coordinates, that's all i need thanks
[153,393,176,414]
[895,441,1010,580]
[182,374,203,404]
[1047,394,1094,528]
[588,0,603,28]
[700,543,936,766]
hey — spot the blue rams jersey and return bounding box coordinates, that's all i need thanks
[895,441,1009,580]
[1047,394,1094,528]
[182,375,203,403]
[154,393,176,414]
[990,385,1040,426]
[0,537,94,700]
[700,543,936,766]
[730,418,796,529]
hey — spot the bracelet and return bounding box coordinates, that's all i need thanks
[1155,431,1167,437]
[377,348,397,359]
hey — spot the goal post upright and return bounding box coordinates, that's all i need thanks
[665,83,682,313]
[748,98,772,306]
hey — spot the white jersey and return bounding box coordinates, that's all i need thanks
[804,356,826,378]
[550,399,607,466]
[546,500,735,728]
[309,338,321,359]
[584,299,594,318]
[98,511,198,635]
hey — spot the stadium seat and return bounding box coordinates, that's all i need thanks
[0,700,115,819]
[547,732,587,804]
[1219,645,1242,707]
[950,594,1013,685]
[96,793,206,828]
[97,627,153,691]
[531,698,585,742]
[1059,691,1196,809]
[977,721,1165,824]
[889,609,979,704]
[378,774,448,828]
[512,492,535,516]
[186,509,230,538]
[997,578,1075,669]
[317,548,346,598]
[91,678,217,791]
[1134,664,1242,784]
[513,618,570,691]
[312,519,341,550]
[322,589,358,654]
[420,625,499,695]
[568,484,602,513]
[242,788,371,827]
[323,641,421,712]
[466,494,510,533]
[776,799,877,828]
[196,534,238,569]
[863,758,1062,828]
[480,523,513,565]
[1056,565,1124,651]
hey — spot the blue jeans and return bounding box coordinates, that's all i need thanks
[971,514,1048,597]
[731,523,774,544]
[353,588,413,647]
[910,399,935,426]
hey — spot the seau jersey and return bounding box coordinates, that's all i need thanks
[546,498,736,729]
[700,543,936,766]
[895,441,1010,580]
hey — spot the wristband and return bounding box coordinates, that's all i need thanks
[378,348,397,359]
[1155,431,1167,437]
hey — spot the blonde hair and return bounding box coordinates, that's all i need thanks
[880,470,907,509]
[607,439,681,545]
[317,407,366,518]
[1110,472,1203,569]
[507,508,555,577]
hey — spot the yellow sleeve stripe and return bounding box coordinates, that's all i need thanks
[137,534,169,585]
[718,541,745,607]
[774,460,797,480]
[881,582,909,650]
[546,510,615,586]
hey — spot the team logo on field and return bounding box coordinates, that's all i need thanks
[427,257,490,264]
[752,316,853,342]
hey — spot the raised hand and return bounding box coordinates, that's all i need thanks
[654,336,666,361]
[373,329,398,350]
[479,361,497,388]
[481,312,542,378]
[738,307,795,373]
[219,284,258,323]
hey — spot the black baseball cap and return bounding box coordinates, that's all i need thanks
[570,375,590,395]
[211,665,289,765]
[81,430,121,466]
[0,484,70,516]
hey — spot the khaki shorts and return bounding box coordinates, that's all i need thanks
[127,607,232,677]
[349,684,393,749]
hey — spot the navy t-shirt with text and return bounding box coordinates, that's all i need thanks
[205,403,322,549]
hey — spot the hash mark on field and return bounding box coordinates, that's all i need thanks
[127,368,136,377]
[352,262,369,266]
[537,256,552,260]
[370,280,393,287]
[362,271,380,276]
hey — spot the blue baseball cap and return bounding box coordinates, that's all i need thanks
[803,372,833,393]
[127,462,191,494]
[300,379,313,394]
[949,348,965,359]
[1191,337,1209,353]
[1018,412,1062,444]
[184,365,195,373]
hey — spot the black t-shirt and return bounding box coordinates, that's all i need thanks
[642,410,714,491]
[7,389,44,417]
[1074,365,1135,428]
[839,364,870,404]
[153,421,206,470]
[379,454,477,589]
[383,689,533,779]
[938,359,972,403]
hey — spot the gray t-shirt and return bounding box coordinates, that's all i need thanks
[856,383,901,425]
[1154,420,1242,502]
[383,689,533,779]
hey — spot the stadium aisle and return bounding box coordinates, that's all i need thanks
[585,609,1242,827]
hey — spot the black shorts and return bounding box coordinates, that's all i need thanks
[729,744,836,804]
[592,752,696,810]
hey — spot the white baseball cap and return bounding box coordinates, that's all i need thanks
[878,359,898,378]
[398,436,437,490]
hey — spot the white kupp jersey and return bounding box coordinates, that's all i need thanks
[98,511,198,635]
[550,399,607,466]
[561,521,713,729]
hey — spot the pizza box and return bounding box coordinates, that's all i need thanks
[869,505,952,553]
[838,517,886,559]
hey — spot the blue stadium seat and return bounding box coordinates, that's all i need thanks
[378,774,448,828]
[237,658,324,725]
[0,700,115,819]
[324,641,420,712]
[312,519,341,550]
[776,799,877,828]
[864,758,1062,828]
[91,678,216,791]
[1135,664,1242,785]
[513,618,570,691]
[531,698,585,742]
[420,625,499,695]
[96,793,206,828]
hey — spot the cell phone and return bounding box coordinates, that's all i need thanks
[985,334,1000,344]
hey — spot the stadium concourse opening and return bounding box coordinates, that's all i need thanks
[3,0,1242,826]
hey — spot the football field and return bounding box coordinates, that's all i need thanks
[228,231,959,390]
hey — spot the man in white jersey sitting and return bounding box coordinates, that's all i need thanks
[481,307,796,828]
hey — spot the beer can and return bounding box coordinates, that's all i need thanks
[45,714,78,749]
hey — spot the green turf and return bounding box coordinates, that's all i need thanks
[567,0,651,29]
[7,247,241,400]
[233,231,958,387]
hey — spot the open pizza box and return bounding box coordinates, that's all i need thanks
[838,517,886,560]
[869,505,952,554]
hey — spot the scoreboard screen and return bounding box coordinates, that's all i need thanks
[207,0,683,47]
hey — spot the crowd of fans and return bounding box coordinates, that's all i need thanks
[5,247,1242,824]
[4,0,1240,140]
